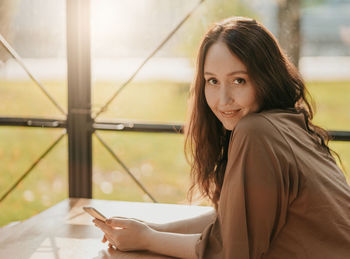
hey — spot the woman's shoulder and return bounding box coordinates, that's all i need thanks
[234,109,304,137]
[228,110,302,167]
[231,109,306,149]
[235,111,272,131]
[233,110,278,137]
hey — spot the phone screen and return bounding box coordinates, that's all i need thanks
[83,206,107,222]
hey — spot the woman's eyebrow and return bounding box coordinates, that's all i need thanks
[204,70,248,76]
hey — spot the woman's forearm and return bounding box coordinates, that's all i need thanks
[154,209,216,234]
[147,230,200,259]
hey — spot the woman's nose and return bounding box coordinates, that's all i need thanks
[218,85,234,106]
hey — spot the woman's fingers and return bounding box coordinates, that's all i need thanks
[93,219,117,246]
[101,231,117,250]
[111,216,145,223]
[111,216,128,219]
[106,217,130,228]
[94,219,116,237]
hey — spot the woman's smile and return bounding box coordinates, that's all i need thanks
[219,109,241,118]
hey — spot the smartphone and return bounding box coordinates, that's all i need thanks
[83,206,107,222]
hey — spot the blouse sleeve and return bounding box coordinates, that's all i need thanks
[196,114,299,259]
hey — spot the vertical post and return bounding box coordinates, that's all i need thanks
[66,0,92,198]
[277,0,301,68]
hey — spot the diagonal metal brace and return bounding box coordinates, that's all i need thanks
[0,33,67,116]
[0,130,67,203]
[94,132,158,203]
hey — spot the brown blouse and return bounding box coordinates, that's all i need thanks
[195,109,350,259]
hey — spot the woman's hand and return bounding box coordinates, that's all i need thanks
[93,217,154,252]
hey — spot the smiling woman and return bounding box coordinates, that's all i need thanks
[185,16,350,259]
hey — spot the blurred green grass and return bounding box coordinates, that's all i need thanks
[0,79,349,227]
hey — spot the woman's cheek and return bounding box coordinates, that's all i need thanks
[205,87,217,108]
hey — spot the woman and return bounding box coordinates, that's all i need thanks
[93,17,350,258]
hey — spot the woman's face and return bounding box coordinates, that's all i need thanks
[204,41,259,130]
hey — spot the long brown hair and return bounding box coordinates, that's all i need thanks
[185,17,335,210]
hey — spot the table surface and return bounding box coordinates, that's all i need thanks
[0,198,212,259]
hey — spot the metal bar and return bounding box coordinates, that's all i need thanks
[94,132,158,203]
[0,33,67,116]
[0,117,66,128]
[0,117,349,141]
[66,0,93,198]
[329,131,350,142]
[93,121,183,134]
[93,0,206,119]
[0,131,66,203]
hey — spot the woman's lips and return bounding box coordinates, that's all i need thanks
[220,109,241,118]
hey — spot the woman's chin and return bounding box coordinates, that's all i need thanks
[222,122,236,131]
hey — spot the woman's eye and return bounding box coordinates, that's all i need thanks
[233,78,246,85]
[207,78,218,85]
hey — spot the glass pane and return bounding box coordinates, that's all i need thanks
[309,81,350,131]
[93,81,188,122]
[91,0,200,121]
[0,0,67,227]
[300,1,350,131]
[0,0,67,118]
[93,132,191,204]
[90,1,201,204]
[0,127,68,227]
